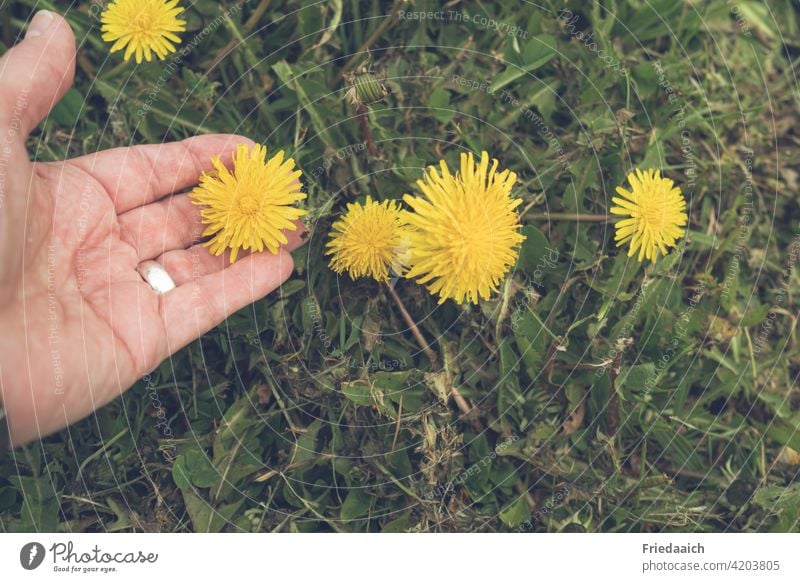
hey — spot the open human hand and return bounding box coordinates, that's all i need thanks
[0,12,305,446]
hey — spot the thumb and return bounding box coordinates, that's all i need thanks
[0,10,76,141]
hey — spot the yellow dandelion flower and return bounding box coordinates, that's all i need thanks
[402,151,525,304]
[190,143,306,263]
[611,169,688,262]
[325,196,407,282]
[101,0,187,64]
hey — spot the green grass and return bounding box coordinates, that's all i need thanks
[2,0,800,532]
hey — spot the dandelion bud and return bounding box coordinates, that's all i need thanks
[346,72,389,107]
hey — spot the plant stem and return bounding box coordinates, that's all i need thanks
[391,395,403,451]
[245,0,272,33]
[608,352,621,436]
[525,212,611,222]
[386,283,482,429]
[449,384,480,430]
[357,104,378,157]
[386,283,436,366]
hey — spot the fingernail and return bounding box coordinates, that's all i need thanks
[26,10,55,39]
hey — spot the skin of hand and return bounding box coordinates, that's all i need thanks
[0,12,306,446]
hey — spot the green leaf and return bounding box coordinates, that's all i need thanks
[649,419,705,473]
[273,60,335,142]
[371,370,416,394]
[517,225,553,277]
[739,303,770,327]
[291,420,323,466]
[735,2,776,39]
[342,381,373,406]
[371,370,426,411]
[382,512,411,532]
[498,341,524,415]
[385,450,412,479]
[513,311,546,375]
[181,489,243,533]
[213,394,261,461]
[309,0,343,50]
[172,455,192,490]
[752,482,800,529]
[8,475,59,532]
[173,450,219,489]
[429,87,454,123]
[720,260,740,312]
[624,0,684,40]
[753,483,800,510]
[499,495,531,528]
[50,87,83,127]
[650,247,684,275]
[490,35,556,94]
[104,497,134,532]
[340,489,371,521]
[765,419,800,452]
[620,363,656,397]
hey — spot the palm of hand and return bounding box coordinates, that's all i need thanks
[1,137,303,444]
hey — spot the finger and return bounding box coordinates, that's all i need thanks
[118,193,200,260]
[156,222,307,282]
[118,177,306,259]
[68,134,255,213]
[0,10,76,141]
[159,249,296,351]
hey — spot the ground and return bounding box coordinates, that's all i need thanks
[1,0,800,532]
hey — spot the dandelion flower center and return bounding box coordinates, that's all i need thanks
[402,151,525,304]
[189,143,306,263]
[133,11,156,32]
[611,169,688,262]
[237,195,261,216]
[326,197,407,282]
[101,0,187,64]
